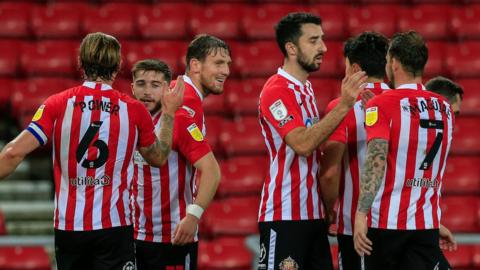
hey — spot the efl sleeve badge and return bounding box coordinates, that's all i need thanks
[187,123,204,142]
[269,99,288,121]
[32,105,45,122]
[365,106,379,126]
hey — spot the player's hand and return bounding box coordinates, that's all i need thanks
[161,76,185,116]
[172,214,198,245]
[439,224,457,252]
[353,211,372,256]
[326,209,337,236]
[360,89,375,108]
[339,71,368,108]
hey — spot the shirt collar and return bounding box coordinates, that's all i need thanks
[83,81,113,91]
[396,83,426,91]
[366,82,390,90]
[277,68,305,88]
[183,75,204,101]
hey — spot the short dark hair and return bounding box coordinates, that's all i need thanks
[275,12,322,57]
[185,34,230,70]
[425,76,464,103]
[79,32,121,81]
[344,31,389,79]
[131,59,172,83]
[388,31,428,77]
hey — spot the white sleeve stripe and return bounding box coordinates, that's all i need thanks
[27,123,48,145]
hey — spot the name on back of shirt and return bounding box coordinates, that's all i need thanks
[401,98,451,119]
[74,100,120,115]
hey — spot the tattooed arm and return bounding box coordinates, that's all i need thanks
[353,138,388,256]
[139,113,175,167]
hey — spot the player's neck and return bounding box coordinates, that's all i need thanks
[90,78,113,86]
[186,72,208,98]
[282,60,309,85]
[366,77,384,84]
[393,74,423,88]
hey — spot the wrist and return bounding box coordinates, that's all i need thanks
[161,109,175,118]
[186,204,204,220]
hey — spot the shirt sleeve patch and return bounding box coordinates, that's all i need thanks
[269,99,288,121]
[187,123,204,142]
[181,105,196,118]
[366,106,379,126]
[32,105,45,122]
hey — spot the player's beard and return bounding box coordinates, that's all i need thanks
[150,102,162,116]
[200,73,223,96]
[297,49,321,73]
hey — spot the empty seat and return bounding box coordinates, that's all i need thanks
[20,40,77,77]
[205,115,225,155]
[203,92,226,115]
[198,237,252,270]
[307,4,348,40]
[398,5,451,40]
[450,116,480,154]
[112,78,133,96]
[444,245,474,268]
[137,3,191,39]
[347,5,398,38]
[0,3,32,38]
[241,4,307,40]
[83,3,138,39]
[0,246,51,270]
[201,196,260,236]
[424,41,446,77]
[443,156,480,194]
[0,39,20,76]
[190,4,243,40]
[220,116,266,156]
[217,156,267,197]
[446,42,480,78]
[0,78,14,107]
[233,41,283,77]
[440,196,479,232]
[309,78,339,113]
[32,3,88,39]
[225,78,264,115]
[457,79,480,115]
[451,5,480,40]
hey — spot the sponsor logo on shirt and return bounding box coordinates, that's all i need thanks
[269,99,288,121]
[305,118,313,127]
[187,123,204,142]
[365,107,378,126]
[406,177,439,189]
[32,105,45,121]
[69,175,111,186]
[133,151,147,165]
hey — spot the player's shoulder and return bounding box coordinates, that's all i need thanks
[260,74,292,101]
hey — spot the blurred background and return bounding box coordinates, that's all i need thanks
[0,0,479,269]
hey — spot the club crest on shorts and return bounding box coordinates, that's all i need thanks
[269,99,288,121]
[32,105,45,122]
[122,261,134,270]
[279,256,299,270]
[365,106,379,126]
[187,123,204,142]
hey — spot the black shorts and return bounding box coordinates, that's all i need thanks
[135,240,198,270]
[258,219,333,270]
[337,234,361,270]
[54,226,135,270]
[364,228,440,270]
[438,250,452,270]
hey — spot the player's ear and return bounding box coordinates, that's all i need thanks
[189,58,201,73]
[285,42,297,58]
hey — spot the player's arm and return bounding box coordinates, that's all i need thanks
[318,140,345,224]
[285,71,367,157]
[0,131,40,179]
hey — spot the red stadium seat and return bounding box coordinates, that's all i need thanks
[203,92,226,115]
[309,78,339,113]
[82,3,138,39]
[20,40,77,77]
[440,196,479,232]
[233,41,283,77]
[451,5,480,40]
[225,78,264,115]
[443,156,480,194]
[398,5,451,40]
[241,4,307,40]
[0,78,14,106]
[0,39,20,76]
[0,246,51,270]
[205,115,225,155]
[307,5,348,40]
[474,245,480,267]
[123,41,185,77]
[198,237,252,270]
[201,196,260,236]
[347,5,398,37]
[444,245,474,268]
[411,0,453,3]
[446,42,480,78]
[31,3,88,39]
[220,116,265,156]
[112,78,133,96]
[450,116,480,154]
[313,41,343,78]
[424,41,446,77]
[0,210,6,235]
[217,156,267,197]
[190,4,243,40]
[457,79,480,115]
[0,3,32,38]
[137,3,191,40]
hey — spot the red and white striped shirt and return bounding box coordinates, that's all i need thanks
[326,83,390,235]
[365,83,454,230]
[131,75,211,243]
[27,82,157,231]
[258,68,324,222]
